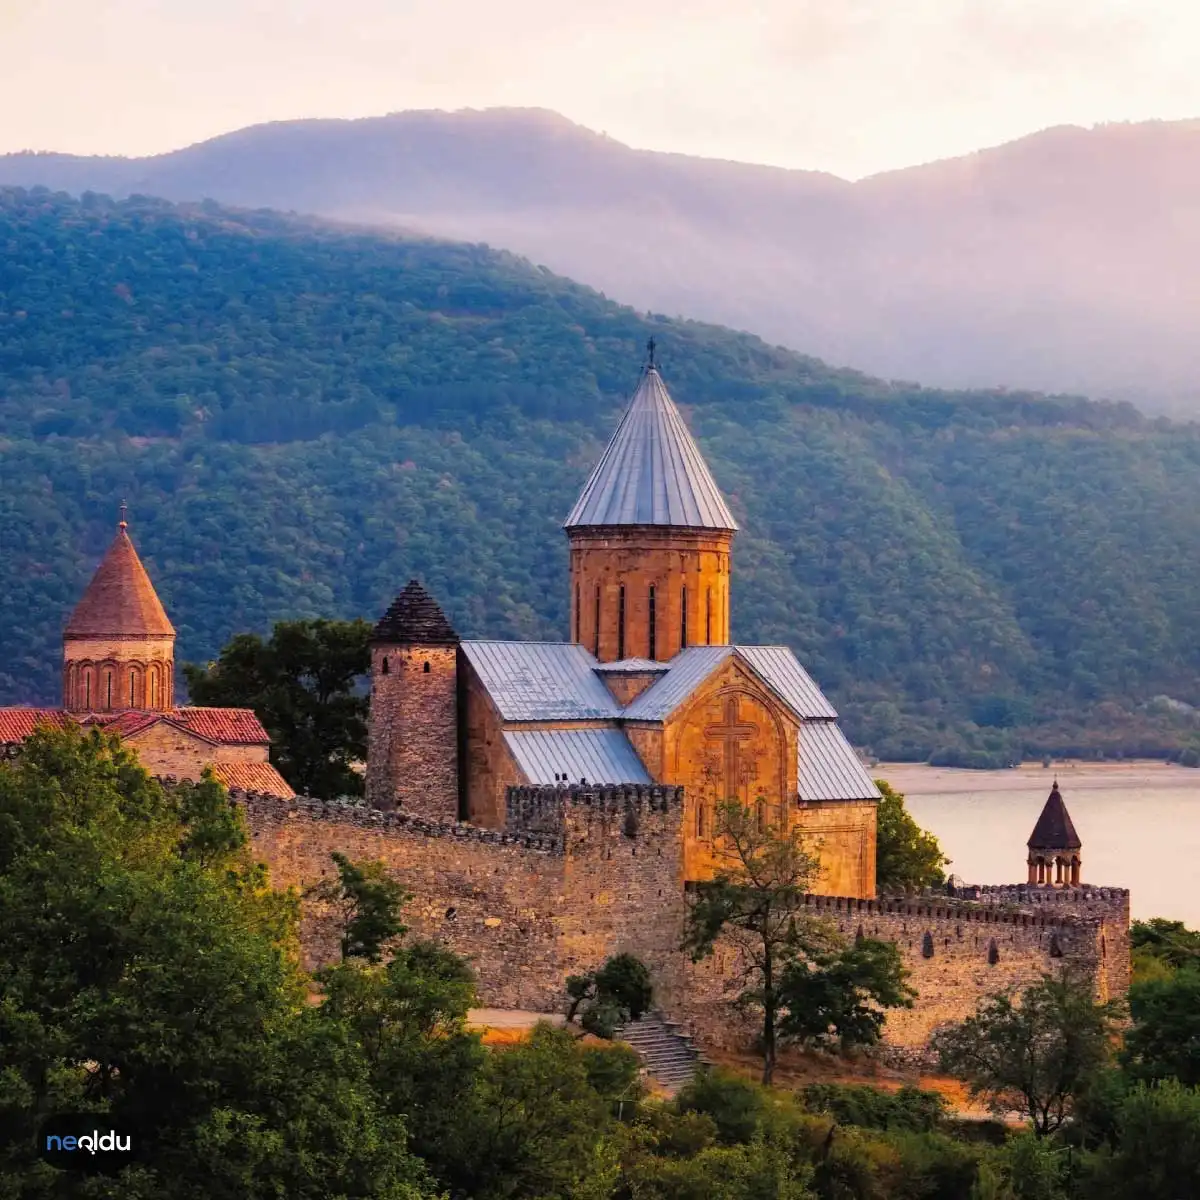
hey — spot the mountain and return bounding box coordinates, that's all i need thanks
[4,109,1200,413]
[4,186,1200,765]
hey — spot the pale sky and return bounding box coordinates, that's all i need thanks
[2,0,1197,178]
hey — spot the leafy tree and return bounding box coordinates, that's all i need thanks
[308,851,410,963]
[675,1070,766,1146]
[683,800,829,1084]
[933,970,1118,1136]
[874,780,949,891]
[1130,917,1200,973]
[778,936,915,1051]
[1121,967,1200,1086]
[184,617,371,798]
[799,1083,947,1133]
[566,952,654,1036]
[0,723,433,1197]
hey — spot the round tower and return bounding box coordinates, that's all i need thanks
[365,579,461,818]
[1027,780,1082,886]
[63,511,175,714]
[564,341,738,663]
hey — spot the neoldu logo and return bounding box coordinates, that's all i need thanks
[38,1114,137,1174]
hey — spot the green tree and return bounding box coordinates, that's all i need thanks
[683,800,830,1084]
[308,851,410,963]
[0,724,433,1198]
[566,952,654,1037]
[933,970,1118,1136]
[874,780,949,891]
[184,617,371,798]
[1121,967,1200,1086]
[1130,917,1200,975]
[777,936,915,1051]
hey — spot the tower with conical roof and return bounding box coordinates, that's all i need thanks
[365,579,461,818]
[565,341,738,663]
[62,510,176,713]
[1027,780,1082,886]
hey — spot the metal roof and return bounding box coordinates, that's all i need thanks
[503,728,652,785]
[593,657,669,674]
[563,367,738,531]
[797,722,881,802]
[735,646,838,720]
[461,641,621,721]
[622,645,837,723]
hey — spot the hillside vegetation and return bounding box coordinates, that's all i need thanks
[5,109,1200,411]
[3,186,1200,763]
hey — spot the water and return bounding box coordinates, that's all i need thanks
[876,762,1200,927]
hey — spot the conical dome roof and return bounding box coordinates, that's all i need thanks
[65,522,175,640]
[1028,781,1082,850]
[373,580,459,645]
[564,363,738,531]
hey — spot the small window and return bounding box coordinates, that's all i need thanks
[574,583,581,643]
[423,661,431,673]
[85,673,91,709]
[680,585,688,649]
[381,657,389,675]
[648,584,656,660]
[593,585,601,657]
[617,585,626,660]
[129,674,135,707]
[696,803,705,838]
[706,588,713,645]
[105,672,113,710]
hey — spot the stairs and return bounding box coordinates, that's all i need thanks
[615,1011,710,1093]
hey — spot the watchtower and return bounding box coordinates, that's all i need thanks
[365,580,460,818]
[1027,780,1082,886]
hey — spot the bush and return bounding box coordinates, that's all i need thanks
[676,1070,766,1146]
[800,1084,948,1133]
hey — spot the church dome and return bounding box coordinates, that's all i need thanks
[65,522,175,639]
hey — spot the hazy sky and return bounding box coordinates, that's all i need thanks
[2,0,1197,178]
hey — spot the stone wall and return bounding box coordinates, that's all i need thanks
[365,645,459,820]
[125,721,266,779]
[461,660,523,828]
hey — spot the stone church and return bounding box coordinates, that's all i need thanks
[366,350,881,895]
[0,514,291,798]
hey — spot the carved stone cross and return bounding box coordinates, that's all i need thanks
[703,694,757,802]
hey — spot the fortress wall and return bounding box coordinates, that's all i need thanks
[238,786,686,1014]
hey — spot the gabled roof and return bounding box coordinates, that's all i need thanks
[65,523,174,640]
[593,657,669,674]
[0,706,270,747]
[1028,782,1082,850]
[461,641,621,721]
[503,728,651,785]
[797,722,880,802]
[622,645,837,723]
[564,366,738,531]
[210,761,294,798]
[373,580,459,646]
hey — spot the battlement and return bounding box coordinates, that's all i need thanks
[506,783,685,836]
[230,789,564,853]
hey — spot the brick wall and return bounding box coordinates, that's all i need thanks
[365,645,459,820]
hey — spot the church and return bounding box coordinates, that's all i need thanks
[366,346,881,894]
[0,513,291,798]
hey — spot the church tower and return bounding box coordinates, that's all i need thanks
[1027,780,1082,886]
[564,341,738,663]
[366,580,461,818]
[63,511,175,714]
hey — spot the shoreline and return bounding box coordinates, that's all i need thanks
[875,759,1200,798]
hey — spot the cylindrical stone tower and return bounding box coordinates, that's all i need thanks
[564,343,738,664]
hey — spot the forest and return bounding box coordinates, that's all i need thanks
[4,185,1200,763]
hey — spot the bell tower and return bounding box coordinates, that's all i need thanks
[564,341,738,664]
[1027,780,1082,886]
[62,508,176,714]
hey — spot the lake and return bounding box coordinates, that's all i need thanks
[875,761,1200,927]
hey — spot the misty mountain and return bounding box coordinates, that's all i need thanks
[4,108,1200,413]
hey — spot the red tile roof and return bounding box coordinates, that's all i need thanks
[65,525,175,639]
[0,706,269,747]
[209,762,294,798]
[0,709,71,743]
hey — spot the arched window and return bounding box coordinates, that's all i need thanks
[617,585,626,660]
[680,585,688,649]
[149,665,158,708]
[574,584,580,643]
[706,588,713,645]
[129,671,136,708]
[423,661,431,673]
[105,671,113,711]
[696,802,705,838]
[648,584,656,661]
[593,585,601,657]
[381,657,389,675]
[84,670,92,710]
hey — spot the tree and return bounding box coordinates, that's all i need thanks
[184,617,371,798]
[0,724,433,1198]
[1121,968,1200,1086]
[933,970,1118,1136]
[308,851,410,963]
[565,953,654,1036]
[1131,917,1200,975]
[683,800,831,1084]
[874,780,949,891]
[778,937,915,1051]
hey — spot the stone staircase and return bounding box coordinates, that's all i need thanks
[615,1011,710,1093]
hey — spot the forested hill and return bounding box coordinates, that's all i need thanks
[4,186,1200,764]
